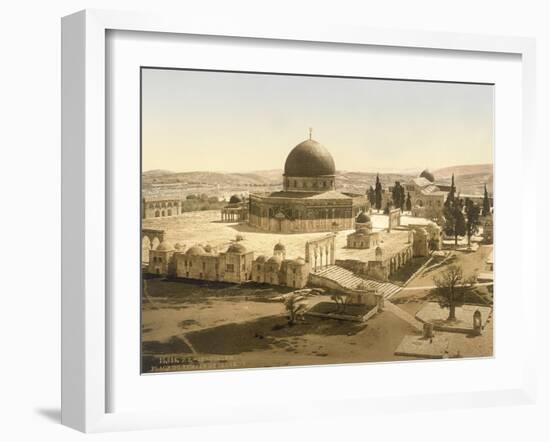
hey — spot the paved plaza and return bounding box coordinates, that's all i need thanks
[142,210,430,261]
[415,302,492,333]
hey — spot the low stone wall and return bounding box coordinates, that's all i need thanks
[335,259,368,274]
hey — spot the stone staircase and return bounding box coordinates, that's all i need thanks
[313,265,402,299]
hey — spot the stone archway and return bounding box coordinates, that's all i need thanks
[141,229,165,263]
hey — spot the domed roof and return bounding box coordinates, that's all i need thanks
[229,194,243,204]
[156,241,174,252]
[267,255,282,264]
[356,211,371,223]
[293,257,306,265]
[185,245,206,256]
[255,255,268,263]
[419,169,435,182]
[356,227,370,235]
[284,139,336,177]
[203,244,214,254]
[274,242,286,251]
[226,243,247,254]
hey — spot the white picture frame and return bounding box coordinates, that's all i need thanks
[61,9,537,433]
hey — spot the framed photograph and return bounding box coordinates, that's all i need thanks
[61,9,537,432]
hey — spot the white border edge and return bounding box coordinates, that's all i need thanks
[61,8,538,433]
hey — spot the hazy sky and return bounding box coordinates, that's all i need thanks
[141,68,493,173]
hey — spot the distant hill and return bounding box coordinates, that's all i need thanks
[433,164,493,179]
[142,169,174,177]
[142,164,493,199]
[142,170,282,187]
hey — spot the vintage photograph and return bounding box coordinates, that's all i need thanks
[140,68,494,373]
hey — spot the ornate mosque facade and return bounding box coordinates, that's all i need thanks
[248,134,369,233]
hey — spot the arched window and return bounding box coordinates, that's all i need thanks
[161,210,165,216]
[167,209,172,216]
[155,210,160,217]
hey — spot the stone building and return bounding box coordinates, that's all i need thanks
[412,227,429,257]
[248,134,369,233]
[170,242,254,283]
[337,222,441,282]
[142,198,183,219]
[354,211,372,230]
[406,172,447,217]
[250,243,310,289]
[346,227,381,249]
[221,194,249,222]
[148,240,176,275]
[346,212,380,249]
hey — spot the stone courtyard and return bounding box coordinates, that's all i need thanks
[142,209,432,262]
[415,302,492,333]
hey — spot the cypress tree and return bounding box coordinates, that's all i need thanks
[367,185,375,206]
[375,174,382,211]
[445,173,456,208]
[482,184,491,216]
[406,192,412,211]
[465,199,481,247]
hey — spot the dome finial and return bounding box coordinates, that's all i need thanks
[309,127,312,140]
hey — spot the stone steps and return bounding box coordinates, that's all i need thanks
[314,265,402,299]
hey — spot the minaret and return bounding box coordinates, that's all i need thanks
[308,127,313,140]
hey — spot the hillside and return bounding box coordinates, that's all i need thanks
[433,164,493,179]
[142,165,492,200]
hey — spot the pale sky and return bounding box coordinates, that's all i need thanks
[141,68,493,173]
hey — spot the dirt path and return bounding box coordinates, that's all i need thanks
[384,300,424,332]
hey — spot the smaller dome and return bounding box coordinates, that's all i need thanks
[356,211,371,223]
[267,255,282,264]
[420,169,435,182]
[274,242,286,252]
[229,194,243,204]
[185,245,206,256]
[156,241,174,252]
[203,244,214,254]
[255,255,268,263]
[227,243,247,254]
[293,257,306,265]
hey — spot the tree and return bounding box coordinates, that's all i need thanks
[406,192,412,212]
[465,199,481,248]
[443,201,466,246]
[399,186,406,210]
[330,293,349,314]
[392,181,405,211]
[374,174,383,211]
[482,184,491,216]
[367,185,376,206]
[444,173,456,208]
[433,265,476,321]
[283,292,310,325]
